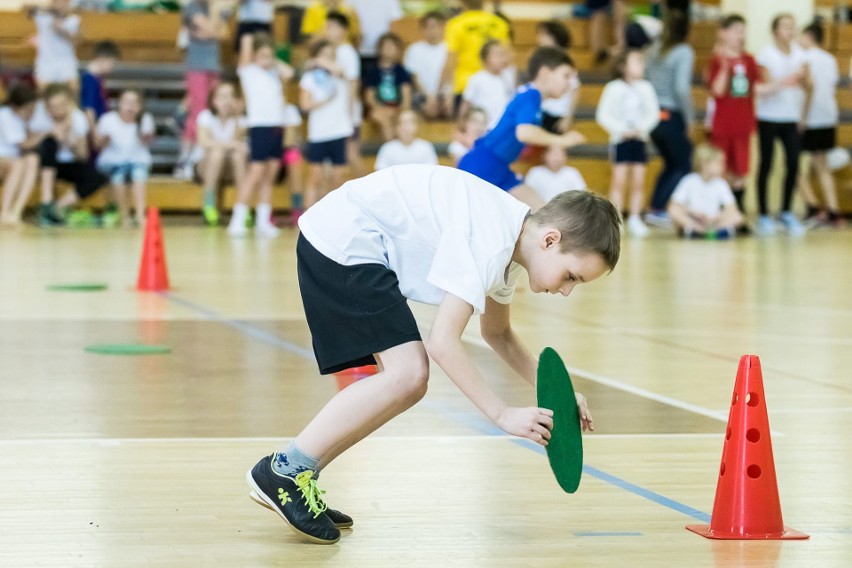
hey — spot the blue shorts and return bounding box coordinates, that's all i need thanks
[304,137,347,166]
[249,127,284,162]
[457,146,523,192]
[612,139,648,164]
[98,162,150,185]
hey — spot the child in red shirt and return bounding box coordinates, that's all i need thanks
[706,14,760,213]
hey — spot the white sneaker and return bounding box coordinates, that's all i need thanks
[778,212,806,237]
[757,215,777,237]
[255,223,280,239]
[627,215,650,238]
[227,223,249,237]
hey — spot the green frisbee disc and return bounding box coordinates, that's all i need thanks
[85,344,172,355]
[47,283,108,291]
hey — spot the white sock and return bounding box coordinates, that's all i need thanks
[229,203,249,227]
[256,203,272,227]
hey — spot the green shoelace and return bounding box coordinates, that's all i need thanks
[294,470,329,519]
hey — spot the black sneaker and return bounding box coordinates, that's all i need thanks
[249,489,353,529]
[37,203,64,227]
[246,455,341,544]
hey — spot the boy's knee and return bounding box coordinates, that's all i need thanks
[390,356,430,404]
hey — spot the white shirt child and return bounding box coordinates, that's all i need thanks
[29,102,89,163]
[462,70,515,130]
[404,40,448,97]
[524,165,587,202]
[670,172,736,219]
[336,43,363,127]
[0,107,28,158]
[298,164,529,315]
[756,44,807,123]
[191,109,247,163]
[96,111,156,167]
[34,11,81,84]
[375,138,438,170]
[448,140,471,164]
[300,67,355,143]
[349,0,403,57]
[237,64,286,127]
[595,79,660,143]
[802,46,839,129]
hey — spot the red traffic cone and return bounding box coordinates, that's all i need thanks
[334,365,377,391]
[686,355,808,540]
[137,207,170,291]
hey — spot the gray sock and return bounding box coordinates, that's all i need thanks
[272,441,319,477]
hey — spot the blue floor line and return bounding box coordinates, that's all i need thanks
[164,292,712,524]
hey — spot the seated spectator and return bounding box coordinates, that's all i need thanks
[80,41,121,131]
[374,110,438,170]
[193,81,248,227]
[448,106,487,165]
[30,83,107,226]
[364,33,413,141]
[404,11,452,120]
[524,145,587,202]
[0,86,41,227]
[667,144,744,239]
[460,40,515,130]
[94,90,155,228]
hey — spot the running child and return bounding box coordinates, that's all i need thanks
[458,47,585,211]
[229,32,295,238]
[246,164,620,544]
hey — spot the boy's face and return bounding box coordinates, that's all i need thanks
[484,44,509,72]
[543,145,566,171]
[527,236,609,297]
[538,64,575,99]
[46,93,70,121]
[464,111,487,137]
[624,51,644,80]
[422,18,444,43]
[722,23,746,50]
[537,29,556,48]
[325,22,345,44]
[255,45,276,69]
[799,32,814,49]
[380,39,400,62]
[774,17,795,44]
[703,155,726,179]
[396,112,418,141]
[97,56,117,75]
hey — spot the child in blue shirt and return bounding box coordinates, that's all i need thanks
[458,47,585,210]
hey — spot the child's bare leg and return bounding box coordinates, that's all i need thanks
[257,159,279,205]
[230,146,248,190]
[40,167,56,204]
[328,165,348,198]
[716,207,744,229]
[628,164,647,217]
[590,10,607,59]
[1,159,24,222]
[812,152,840,213]
[507,183,546,212]
[236,162,265,205]
[305,163,324,209]
[202,148,226,200]
[347,136,365,179]
[294,341,430,470]
[131,179,147,225]
[609,163,628,212]
[796,154,819,209]
[114,182,131,227]
[11,154,40,221]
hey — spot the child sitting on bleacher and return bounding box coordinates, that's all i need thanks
[596,49,660,238]
[524,144,587,202]
[404,11,452,120]
[94,90,156,228]
[448,106,487,166]
[374,110,438,170]
[193,81,247,226]
[300,39,353,209]
[229,32,295,238]
[364,33,413,141]
[537,21,581,134]
[0,86,41,227]
[460,40,515,130]
[80,41,121,132]
[667,144,744,239]
[27,0,81,90]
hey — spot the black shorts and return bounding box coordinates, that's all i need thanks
[612,139,648,164]
[296,234,422,375]
[586,0,611,12]
[541,112,563,134]
[249,127,284,162]
[801,127,836,152]
[304,137,347,165]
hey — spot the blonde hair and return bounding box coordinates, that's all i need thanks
[693,143,724,172]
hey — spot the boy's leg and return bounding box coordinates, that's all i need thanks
[796,151,820,212]
[202,147,226,206]
[131,165,148,225]
[255,159,281,237]
[812,151,840,214]
[628,163,647,217]
[1,158,24,223]
[304,163,324,209]
[608,162,629,212]
[11,154,40,221]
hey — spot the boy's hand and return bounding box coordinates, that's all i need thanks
[497,406,554,446]
[575,392,594,432]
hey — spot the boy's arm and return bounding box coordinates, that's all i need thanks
[709,57,730,98]
[400,82,412,110]
[238,33,254,68]
[364,86,379,110]
[428,293,554,445]
[516,124,585,148]
[480,297,536,384]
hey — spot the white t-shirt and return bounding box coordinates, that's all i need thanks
[95,111,155,166]
[191,109,246,162]
[29,103,89,163]
[524,166,587,202]
[336,43,363,126]
[404,41,448,96]
[237,64,285,127]
[756,44,807,122]
[34,11,80,83]
[375,138,439,170]
[349,0,403,56]
[300,68,354,143]
[238,0,273,23]
[0,107,27,158]
[541,75,581,118]
[448,140,471,164]
[298,164,530,314]
[462,70,515,130]
[282,103,303,128]
[670,173,736,218]
[802,47,839,129]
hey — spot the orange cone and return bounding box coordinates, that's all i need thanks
[686,355,808,540]
[334,365,377,391]
[137,207,170,291]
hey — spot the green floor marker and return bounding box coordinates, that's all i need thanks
[85,344,172,355]
[47,283,108,291]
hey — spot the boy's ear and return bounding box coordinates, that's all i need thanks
[542,228,562,249]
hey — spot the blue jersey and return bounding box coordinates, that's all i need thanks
[79,69,108,119]
[475,84,542,164]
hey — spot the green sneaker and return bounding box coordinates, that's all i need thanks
[101,210,121,228]
[37,203,64,227]
[66,209,97,228]
[202,205,220,226]
[245,210,254,228]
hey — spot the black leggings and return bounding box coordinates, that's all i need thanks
[649,110,692,211]
[756,121,801,215]
[37,136,106,199]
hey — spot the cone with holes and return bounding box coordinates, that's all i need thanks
[137,207,170,291]
[334,365,377,391]
[686,355,808,540]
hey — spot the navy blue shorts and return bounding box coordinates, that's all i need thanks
[304,137,347,166]
[612,139,648,164]
[586,0,611,12]
[458,146,523,192]
[249,127,284,162]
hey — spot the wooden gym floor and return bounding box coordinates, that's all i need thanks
[0,224,850,567]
